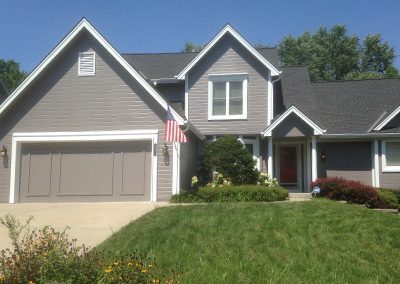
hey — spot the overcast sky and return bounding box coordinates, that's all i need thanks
[1,0,399,72]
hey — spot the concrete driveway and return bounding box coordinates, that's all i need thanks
[0,202,167,250]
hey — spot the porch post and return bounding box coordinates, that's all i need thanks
[267,137,273,177]
[311,136,317,182]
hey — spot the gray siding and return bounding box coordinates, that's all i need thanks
[378,140,400,189]
[0,30,174,202]
[317,142,373,185]
[272,114,314,138]
[180,132,199,191]
[188,33,269,135]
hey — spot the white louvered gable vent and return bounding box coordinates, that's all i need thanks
[78,52,95,76]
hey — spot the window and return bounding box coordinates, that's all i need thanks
[208,74,247,120]
[382,140,400,172]
[238,136,260,170]
[78,52,95,76]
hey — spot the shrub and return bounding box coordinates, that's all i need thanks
[376,189,399,209]
[311,177,378,207]
[0,214,102,284]
[202,136,259,185]
[258,172,279,187]
[171,185,288,203]
[0,214,178,284]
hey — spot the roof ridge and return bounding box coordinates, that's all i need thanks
[121,51,199,56]
[312,77,400,83]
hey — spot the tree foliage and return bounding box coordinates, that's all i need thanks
[182,42,204,53]
[278,25,399,81]
[0,59,27,92]
[202,136,258,185]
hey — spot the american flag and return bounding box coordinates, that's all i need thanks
[165,108,188,142]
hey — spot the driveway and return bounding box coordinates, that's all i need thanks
[0,202,167,250]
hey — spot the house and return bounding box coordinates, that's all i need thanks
[0,79,8,104]
[0,19,399,203]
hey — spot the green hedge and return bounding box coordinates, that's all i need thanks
[376,189,399,209]
[170,185,288,203]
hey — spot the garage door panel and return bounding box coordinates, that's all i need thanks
[121,150,150,196]
[20,152,52,199]
[58,151,114,196]
[19,141,152,202]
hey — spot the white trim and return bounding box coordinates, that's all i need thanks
[306,138,312,189]
[311,136,317,182]
[374,105,400,131]
[0,18,186,126]
[176,24,280,79]
[267,137,273,176]
[172,142,181,195]
[78,52,96,76]
[267,71,273,126]
[9,130,159,203]
[372,140,380,187]
[184,74,189,119]
[208,74,248,120]
[381,139,400,172]
[262,106,324,137]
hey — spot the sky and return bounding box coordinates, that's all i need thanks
[1,0,399,73]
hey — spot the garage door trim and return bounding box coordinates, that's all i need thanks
[9,130,158,203]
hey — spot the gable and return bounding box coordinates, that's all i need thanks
[177,24,280,79]
[272,113,314,137]
[0,18,186,125]
[0,29,170,139]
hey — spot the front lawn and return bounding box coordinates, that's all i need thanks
[97,200,400,283]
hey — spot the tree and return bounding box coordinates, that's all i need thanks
[182,42,204,53]
[278,25,399,81]
[0,59,27,92]
[202,136,258,185]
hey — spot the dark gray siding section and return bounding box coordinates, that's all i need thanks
[272,114,314,138]
[378,140,400,189]
[179,132,199,191]
[188,34,269,135]
[317,142,373,185]
[0,30,174,202]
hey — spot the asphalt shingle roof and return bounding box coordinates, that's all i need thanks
[122,48,280,80]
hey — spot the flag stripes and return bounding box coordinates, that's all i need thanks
[165,108,188,142]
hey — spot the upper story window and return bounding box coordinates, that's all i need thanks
[78,52,96,76]
[382,140,400,172]
[208,74,247,120]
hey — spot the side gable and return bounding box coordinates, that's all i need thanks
[176,24,280,80]
[262,106,324,137]
[374,105,400,131]
[0,18,186,125]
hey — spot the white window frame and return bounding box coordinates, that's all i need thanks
[78,52,96,76]
[238,135,260,170]
[381,139,400,172]
[208,74,248,120]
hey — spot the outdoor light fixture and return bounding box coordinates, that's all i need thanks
[162,143,169,165]
[320,151,327,162]
[0,146,7,158]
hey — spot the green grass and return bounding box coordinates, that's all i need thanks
[97,200,400,283]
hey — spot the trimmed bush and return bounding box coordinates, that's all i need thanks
[171,185,288,203]
[202,136,259,185]
[311,177,378,207]
[376,189,399,209]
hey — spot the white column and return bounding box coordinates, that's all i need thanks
[373,140,380,187]
[311,136,317,182]
[172,142,181,195]
[267,137,273,177]
[306,138,312,189]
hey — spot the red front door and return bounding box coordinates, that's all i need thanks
[279,146,298,187]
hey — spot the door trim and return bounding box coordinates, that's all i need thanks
[9,130,159,203]
[275,142,303,191]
